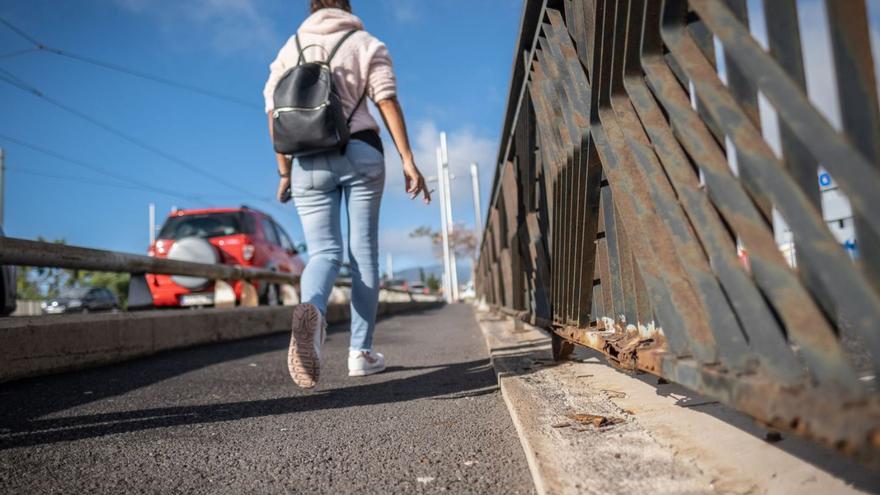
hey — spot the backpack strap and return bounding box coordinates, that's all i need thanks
[327,29,359,64]
[295,29,358,65]
[347,89,368,125]
[295,33,304,65]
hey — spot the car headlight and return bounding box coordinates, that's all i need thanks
[67,300,82,308]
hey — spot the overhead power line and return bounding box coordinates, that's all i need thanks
[6,166,196,198]
[0,19,294,221]
[0,17,41,45]
[0,66,264,200]
[0,17,261,111]
[0,133,205,202]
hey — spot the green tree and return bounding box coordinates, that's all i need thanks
[12,237,129,307]
[14,238,72,300]
[15,267,42,300]
[425,273,441,292]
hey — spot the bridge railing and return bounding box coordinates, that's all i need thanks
[478,0,880,466]
[0,236,415,309]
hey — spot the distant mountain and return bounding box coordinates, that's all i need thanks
[394,259,473,285]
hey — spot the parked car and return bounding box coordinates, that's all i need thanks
[0,227,16,316]
[409,281,428,295]
[41,286,118,314]
[146,206,305,307]
[382,278,409,292]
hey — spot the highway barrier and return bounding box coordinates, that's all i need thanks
[0,300,441,383]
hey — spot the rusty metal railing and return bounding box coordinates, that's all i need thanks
[478,0,880,465]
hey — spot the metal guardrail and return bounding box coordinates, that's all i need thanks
[478,0,880,466]
[0,236,301,309]
[0,237,418,308]
[0,237,300,285]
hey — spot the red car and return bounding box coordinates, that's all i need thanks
[147,206,305,307]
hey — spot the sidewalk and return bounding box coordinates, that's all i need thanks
[476,308,880,494]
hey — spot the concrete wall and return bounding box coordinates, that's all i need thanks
[0,301,441,383]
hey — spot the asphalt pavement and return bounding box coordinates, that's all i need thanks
[0,304,534,494]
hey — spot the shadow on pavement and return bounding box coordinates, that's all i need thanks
[0,356,498,450]
[0,332,285,426]
[0,306,447,445]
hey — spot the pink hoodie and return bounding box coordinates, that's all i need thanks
[262,8,397,135]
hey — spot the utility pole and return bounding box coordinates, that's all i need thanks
[440,132,459,301]
[436,146,453,303]
[386,252,394,279]
[149,203,156,245]
[470,162,483,251]
[0,148,5,228]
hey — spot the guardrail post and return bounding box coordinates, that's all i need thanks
[126,273,154,310]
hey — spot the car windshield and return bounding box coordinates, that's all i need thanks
[59,287,90,299]
[158,213,242,240]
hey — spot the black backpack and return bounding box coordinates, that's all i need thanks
[271,30,366,157]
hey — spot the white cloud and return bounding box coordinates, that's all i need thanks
[380,0,421,23]
[378,227,436,272]
[381,119,497,206]
[112,0,280,56]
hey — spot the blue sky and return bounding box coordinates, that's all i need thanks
[3,1,877,275]
[0,0,522,272]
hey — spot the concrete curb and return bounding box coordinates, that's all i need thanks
[0,301,442,383]
[474,308,880,494]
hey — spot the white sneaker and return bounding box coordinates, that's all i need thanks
[348,350,386,377]
[288,303,326,389]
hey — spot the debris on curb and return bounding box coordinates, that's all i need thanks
[566,413,623,428]
[601,389,627,399]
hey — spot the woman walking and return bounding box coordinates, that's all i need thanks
[264,0,430,389]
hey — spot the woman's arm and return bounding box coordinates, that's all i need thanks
[376,97,431,204]
[268,113,293,203]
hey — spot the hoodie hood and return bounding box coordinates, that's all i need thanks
[299,8,364,35]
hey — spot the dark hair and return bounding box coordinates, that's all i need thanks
[310,0,351,13]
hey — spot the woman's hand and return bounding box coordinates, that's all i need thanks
[376,98,431,205]
[403,161,431,204]
[277,176,292,203]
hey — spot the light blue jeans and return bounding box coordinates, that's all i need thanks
[291,140,385,352]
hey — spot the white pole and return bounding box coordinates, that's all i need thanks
[440,132,459,301]
[470,162,483,249]
[386,252,394,279]
[149,203,156,245]
[436,146,452,303]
